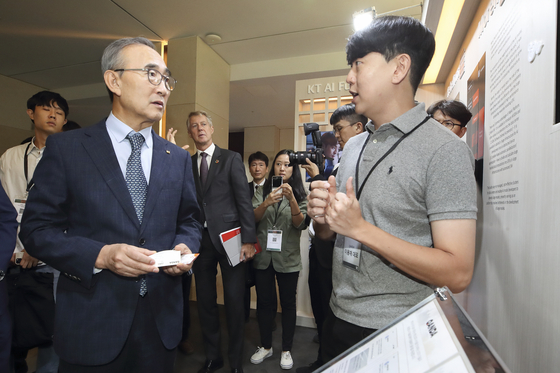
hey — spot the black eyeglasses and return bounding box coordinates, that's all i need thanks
[435,119,465,131]
[114,68,177,91]
[333,122,358,134]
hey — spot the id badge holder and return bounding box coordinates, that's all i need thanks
[342,236,361,271]
[267,227,283,252]
[14,194,27,224]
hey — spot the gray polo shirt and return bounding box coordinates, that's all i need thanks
[331,103,477,330]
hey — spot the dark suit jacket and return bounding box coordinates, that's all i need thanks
[0,183,17,372]
[19,120,202,365]
[192,146,256,252]
[0,183,17,273]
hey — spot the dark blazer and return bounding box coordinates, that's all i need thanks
[192,146,256,250]
[19,120,202,366]
[0,183,17,373]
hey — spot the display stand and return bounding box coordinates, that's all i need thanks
[315,287,510,373]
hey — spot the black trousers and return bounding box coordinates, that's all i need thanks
[193,229,246,370]
[59,295,175,373]
[321,307,377,364]
[254,263,299,351]
[308,245,333,363]
[181,272,192,341]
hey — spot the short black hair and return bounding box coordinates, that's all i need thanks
[248,151,269,167]
[346,16,435,93]
[427,100,473,127]
[27,90,69,118]
[330,104,368,127]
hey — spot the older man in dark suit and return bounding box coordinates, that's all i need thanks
[19,37,202,373]
[187,111,256,373]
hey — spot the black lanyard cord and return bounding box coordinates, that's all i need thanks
[355,116,431,200]
[23,142,33,192]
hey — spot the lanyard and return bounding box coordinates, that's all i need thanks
[23,142,34,192]
[355,116,430,200]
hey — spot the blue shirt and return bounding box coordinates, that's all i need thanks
[105,113,153,184]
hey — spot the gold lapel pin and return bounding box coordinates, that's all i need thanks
[166,150,170,154]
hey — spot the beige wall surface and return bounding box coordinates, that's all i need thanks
[444,0,560,371]
[0,75,43,154]
[167,36,230,155]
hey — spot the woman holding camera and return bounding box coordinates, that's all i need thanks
[250,149,308,370]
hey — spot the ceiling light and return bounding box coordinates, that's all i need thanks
[422,0,465,84]
[353,7,376,31]
[205,33,222,43]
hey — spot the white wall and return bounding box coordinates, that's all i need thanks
[445,0,559,371]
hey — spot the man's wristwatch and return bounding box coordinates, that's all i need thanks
[0,270,5,282]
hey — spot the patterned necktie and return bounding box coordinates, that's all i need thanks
[125,132,148,297]
[200,152,208,186]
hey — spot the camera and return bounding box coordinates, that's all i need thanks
[288,123,324,174]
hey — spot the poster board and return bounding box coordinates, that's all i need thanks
[315,288,510,373]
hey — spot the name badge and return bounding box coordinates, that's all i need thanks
[267,229,283,252]
[342,236,361,271]
[14,198,26,224]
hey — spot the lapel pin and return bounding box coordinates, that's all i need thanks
[166,150,170,154]
[215,160,219,164]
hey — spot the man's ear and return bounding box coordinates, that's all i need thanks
[26,108,35,121]
[104,70,122,98]
[392,54,411,85]
[355,121,364,133]
[458,127,467,138]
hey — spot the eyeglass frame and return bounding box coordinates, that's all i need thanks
[113,68,177,91]
[333,121,359,134]
[434,118,466,131]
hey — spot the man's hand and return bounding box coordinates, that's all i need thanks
[162,244,195,276]
[12,250,39,269]
[307,176,336,225]
[240,243,256,262]
[325,177,366,238]
[166,128,190,151]
[95,244,158,277]
[301,158,320,178]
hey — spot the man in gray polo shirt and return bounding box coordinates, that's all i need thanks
[308,16,477,362]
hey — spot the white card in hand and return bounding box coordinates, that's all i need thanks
[181,253,199,265]
[150,250,181,267]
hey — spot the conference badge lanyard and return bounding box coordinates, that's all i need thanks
[267,198,287,252]
[342,115,431,271]
[15,142,35,223]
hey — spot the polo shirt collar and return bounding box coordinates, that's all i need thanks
[366,102,428,134]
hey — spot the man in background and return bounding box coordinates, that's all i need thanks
[427,99,472,138]
[248,151,268,197]
[0,90,68,373]
[298,104,367,373]
[187,111,256,373]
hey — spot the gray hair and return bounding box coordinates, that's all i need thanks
[187,111,213,129]
[101,37,155,72]
[101,37,156,101]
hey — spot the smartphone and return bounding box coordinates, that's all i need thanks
[272,176,283,194]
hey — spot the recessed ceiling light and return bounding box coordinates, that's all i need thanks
[205,33,222,43]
